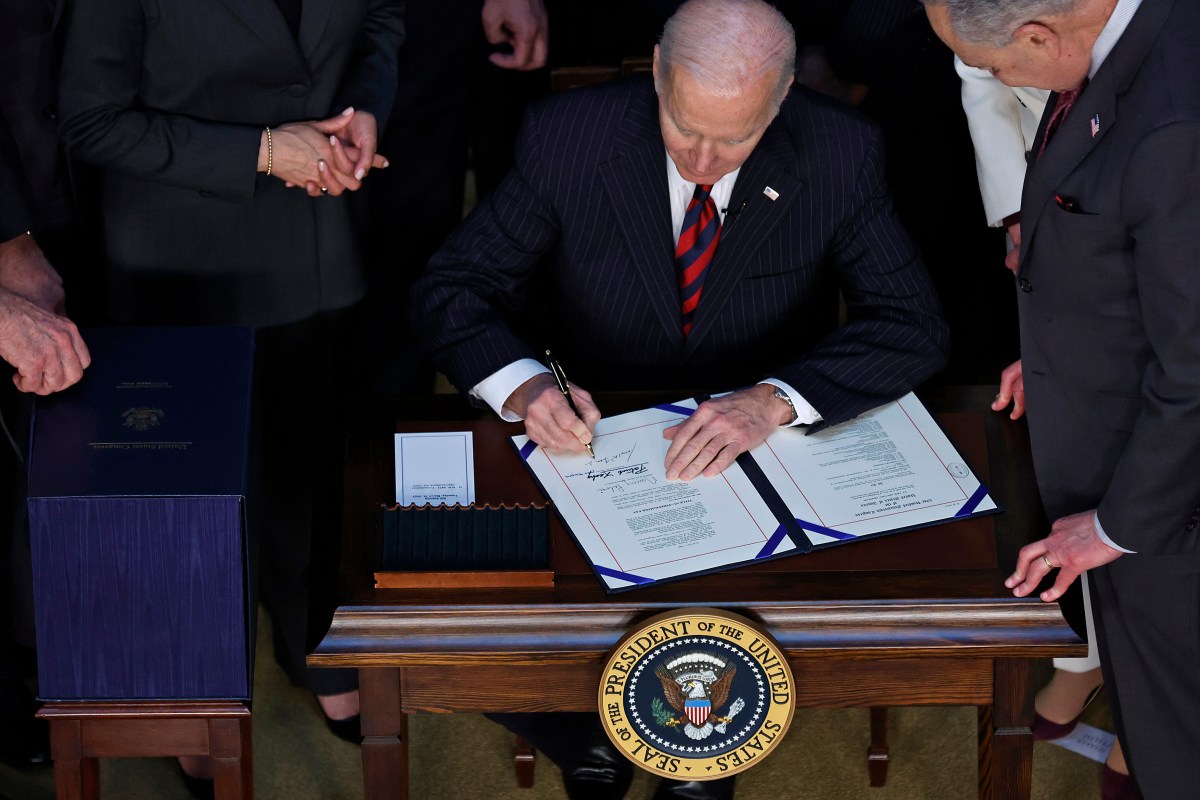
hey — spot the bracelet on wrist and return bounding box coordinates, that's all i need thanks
[264,126,273,176]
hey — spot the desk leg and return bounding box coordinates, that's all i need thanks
[867,707,890,787]
[979,658,1033,800]
[210,715,254,800]
[49,719,99,800]
[361,667,407,800]
[514,736,536,788]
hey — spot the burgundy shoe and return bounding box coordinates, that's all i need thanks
[1032,684,1102,741]
[1101,764,1143,800]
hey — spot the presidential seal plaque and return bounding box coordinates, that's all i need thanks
[598,608,795,780]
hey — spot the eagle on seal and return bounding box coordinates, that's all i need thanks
[655,653,742,740]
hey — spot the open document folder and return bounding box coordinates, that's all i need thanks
[512,392,998,592]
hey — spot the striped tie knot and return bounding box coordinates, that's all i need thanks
[676,183,721,337]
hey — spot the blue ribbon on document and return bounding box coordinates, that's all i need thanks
[594,564,654,585]
[654,402,696,417]
[954,484,990,518]
[656,396,825,558]
[518,440,539,461]
[736,451,813,556]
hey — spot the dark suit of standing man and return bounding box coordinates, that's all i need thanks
[926,1,1200,797]
[414,2,947,797]
[0,0,92,769]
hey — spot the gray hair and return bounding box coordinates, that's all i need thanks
[656,0,796,103]
[921,0,1081,46]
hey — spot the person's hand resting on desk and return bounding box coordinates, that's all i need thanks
[663,384,793,480]
[506,378,795,480]
[504,372,600,453]
[1006,510,1125,602]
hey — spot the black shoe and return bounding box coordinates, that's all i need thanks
[175,761,215,800]
[0,681,50,768]
[652,776,736,800]
[562,736,634,800]
[324,713,362,744]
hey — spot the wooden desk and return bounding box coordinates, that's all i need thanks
[311,388,1084,800]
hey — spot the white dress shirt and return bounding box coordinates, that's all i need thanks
[470,152,822,426]
[1088,0,1142,555]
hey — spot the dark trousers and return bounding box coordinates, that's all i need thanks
[485,712,608,771]
[0,385,38,752]
[252,309,357,695]
[1091,553,1200,800]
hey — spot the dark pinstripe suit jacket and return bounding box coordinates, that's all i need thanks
[413,77,948,426]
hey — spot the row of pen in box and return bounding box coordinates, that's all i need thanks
[380,502,551,571]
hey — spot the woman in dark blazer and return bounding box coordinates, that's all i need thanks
[57,0,405,768]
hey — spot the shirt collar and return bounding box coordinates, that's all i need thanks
[1090,0,1142,79]
[665,153,740,195]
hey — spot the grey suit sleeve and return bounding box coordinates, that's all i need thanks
[336,0,406,130]
[57,0,262,200]
[1095,122,1200,554]
[777,136,950,427]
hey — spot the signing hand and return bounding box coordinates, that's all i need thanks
[482,0,548,70]
[1006,510,1124,602]
[504,373,600,453]
[991,359,1025,420]
[1003,213,1022,274]
[0,233,66,314]
[0,289,90,395]
[663,384,792,481]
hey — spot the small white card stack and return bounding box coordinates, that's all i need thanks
[394,431,475,506]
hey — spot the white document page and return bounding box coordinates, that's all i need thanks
[751,392,996,545]
[516,393,995,590]
[394,431,475,506]
[1048,723,1114,764]
[514,402,793,590]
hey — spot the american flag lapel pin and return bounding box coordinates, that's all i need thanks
[1091,114,1100,138]
[763,186,779,201]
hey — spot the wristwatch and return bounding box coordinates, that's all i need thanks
[771,385,798,425]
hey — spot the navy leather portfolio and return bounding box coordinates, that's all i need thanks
[27,327,254,701]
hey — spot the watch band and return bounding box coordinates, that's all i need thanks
[772,385,798,425]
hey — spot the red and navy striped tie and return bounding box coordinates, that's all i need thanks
[676,183,721,337]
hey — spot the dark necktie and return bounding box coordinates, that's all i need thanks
[676,183,721,337]
[1037,80,1087,159]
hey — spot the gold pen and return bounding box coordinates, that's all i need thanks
[545,350,596,458]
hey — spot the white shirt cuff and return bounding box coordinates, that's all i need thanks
[1093,511,1136,554]
[471,358,551,421]
[758,379,822,427]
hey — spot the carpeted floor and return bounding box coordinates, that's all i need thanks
[0,607,1111,799]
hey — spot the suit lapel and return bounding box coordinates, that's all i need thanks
[598,86,683,349]
[1019,0,1173,276]
[683,117,800,357]
[298,0,335,64]
[212,0,308,72]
